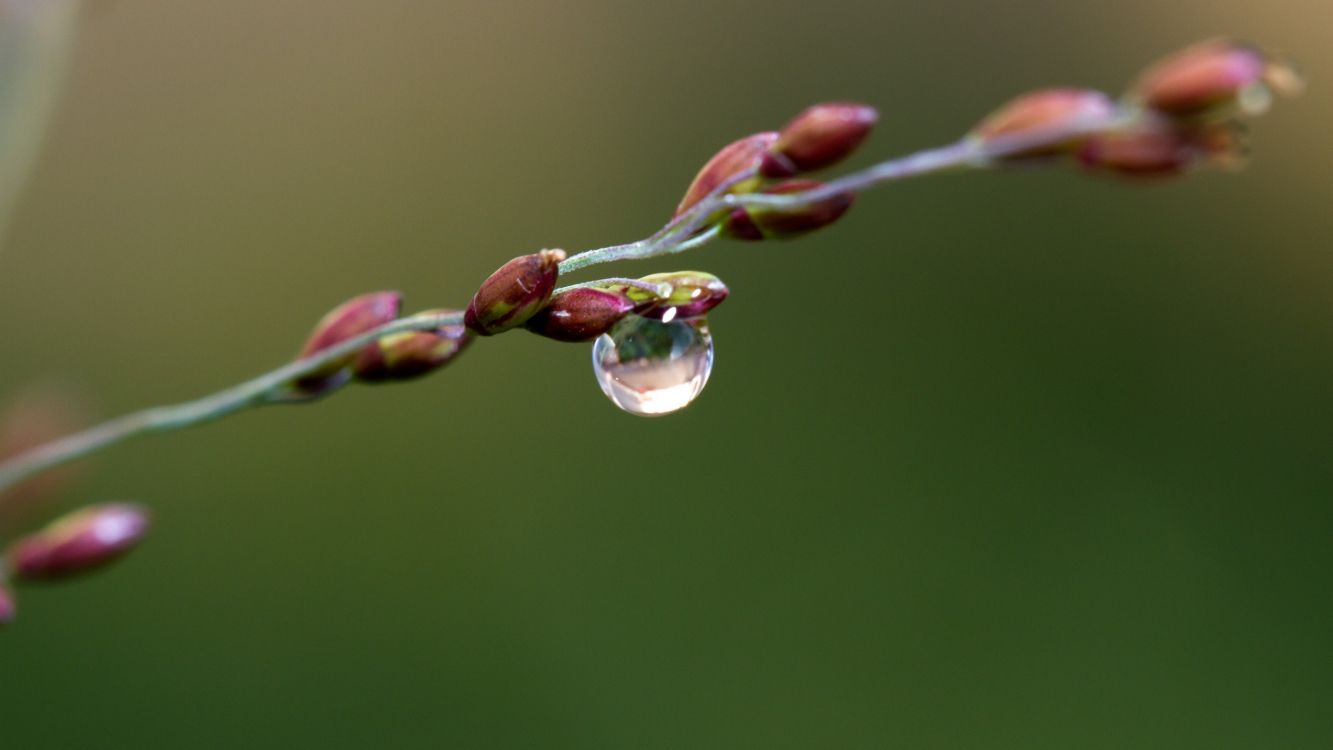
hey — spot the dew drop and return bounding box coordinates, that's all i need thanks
[592,315,714,417]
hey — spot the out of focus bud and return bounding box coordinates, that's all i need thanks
[293,291,402,395]
[762,102,878,177]
[1130,39,1303,119]
[353,310,472,382]
[524,288,636,342]
[1077,117,1243,178]
[465,249,566,336]
[623,272,729,321]
[8,503,150,581]
[675,132,777,217]
[968,88,1119,160]
[0,583,14,626]
[0,385,89,529]
[723,180,854,240]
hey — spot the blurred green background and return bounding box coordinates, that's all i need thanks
[1,1,1331,747]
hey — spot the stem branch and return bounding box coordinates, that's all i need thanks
[0,310,461,493]
[0,114,1123,495]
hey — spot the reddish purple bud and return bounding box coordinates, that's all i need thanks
[723,180,854,240]
[969,88,1119,160]
[353,310,472,382]
[524,287,636,342]
[1131,39,1302,119]
[464,249,566,336]
[0,583,14,626]
[628,272,729,321]
[675,132,777,217]
[8,503,150,581]
[1077,117,1242,178]
[293,291,403,395]
[763,102,878,176]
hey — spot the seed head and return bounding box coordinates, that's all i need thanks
[354,311,472,382]
[293,291,403,396]
[969,88,1119,160]
[763,102,878,177]
[625,272,729,321]
[524,287,637,342]
[1077,116,1243,178]
[8,503,151,581]
[675,132,777,217]
[464,249,566,336]
[1130,39,1303,119]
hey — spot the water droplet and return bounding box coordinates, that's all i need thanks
[592,315,713,416]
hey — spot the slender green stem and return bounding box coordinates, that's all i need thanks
[556,240,648,274]
[0,112,1131,496]
[658,224,723,256]
[0,310,461,493]
[558,111,1131,276]
[558,172,753,274]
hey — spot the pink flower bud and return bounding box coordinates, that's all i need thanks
[629,272,730,320]
[524,287,637,342]
[1131,39,1302,119]
[763,102,878,176]
[293,292,403,395]
[723,180,854,240]
[969,88,1119,160]
[675,132,777,217]
[1077,117,1242,178]
[8,503,150,580]
[0,583,14,626]
[353,311,472,382]
[464,249,566,336]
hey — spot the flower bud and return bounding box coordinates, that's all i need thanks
[524,287,636,342]
[968,88,1119,160]
[722,180,854,240]
[8,503,150,581]
[1130,39,1302,119]
[0,385,88,527]
[0,583,14,626]
[293,291,403,395]
[625,272,729,321]
[464,249,566,336]
[762,102,878,177]
[1077,117,1242,178]
[353,310,472,382]
[675,132,777,217]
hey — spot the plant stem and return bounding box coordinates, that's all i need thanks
[0,113,1126,495]
[0,310,461,494]
[558,112,1129,276]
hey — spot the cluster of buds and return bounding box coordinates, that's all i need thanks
[0,39,1302,623]
[966,39,1301,177]
[465,249,566,335]
[286,291,473,398]
[1,503,151,625]
[460,103,876,346]
[525,271,730,342]
[353,312,471,383]
[287,42,1300,376]
[674,102,876,239]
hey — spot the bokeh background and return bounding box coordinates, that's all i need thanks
[1,1,1330,747]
